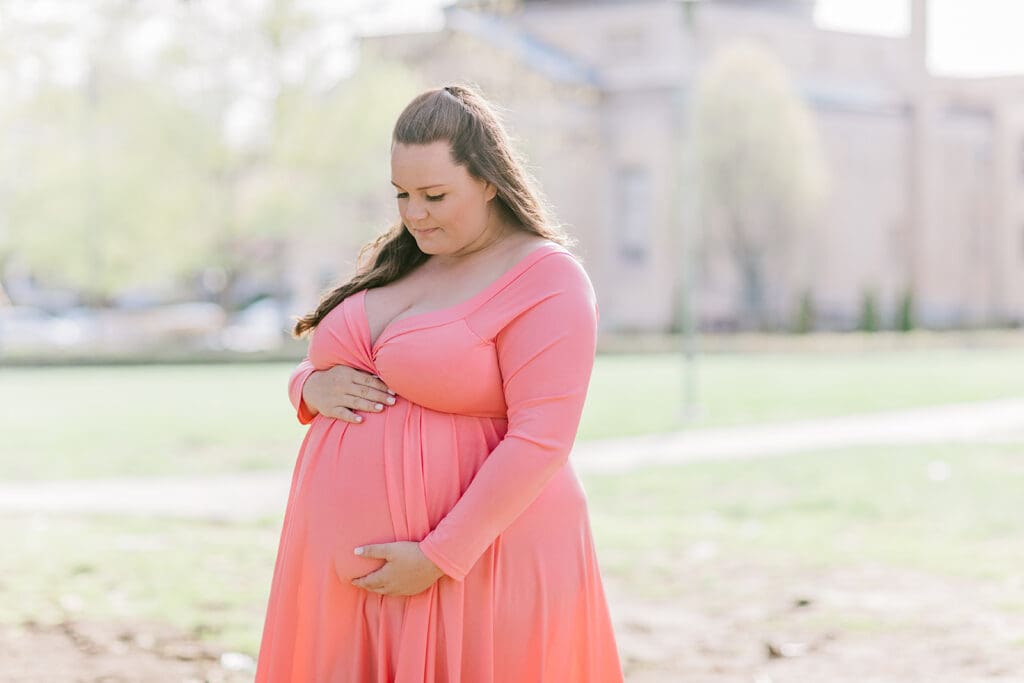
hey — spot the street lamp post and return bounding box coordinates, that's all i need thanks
[676,0,700,426]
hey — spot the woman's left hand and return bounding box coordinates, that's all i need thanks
[351,541,446,596]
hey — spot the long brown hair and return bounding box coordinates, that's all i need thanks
[291,84,573,338]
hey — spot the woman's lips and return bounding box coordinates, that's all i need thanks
[414,227,439,235]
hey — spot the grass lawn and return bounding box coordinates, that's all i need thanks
[584,440,1024,599]
[0,364,299,480]
[1,347,1023,479]
[0,512,281,657]
[1,440,1021,661]
[585,347,1024,438]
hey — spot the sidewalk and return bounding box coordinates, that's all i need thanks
[578,396,1024,473]
[2,398,1021,521]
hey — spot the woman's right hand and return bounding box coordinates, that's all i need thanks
[302,365,396,423]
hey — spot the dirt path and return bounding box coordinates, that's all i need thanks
[1,397,1021,520]
[579,396,1024,473]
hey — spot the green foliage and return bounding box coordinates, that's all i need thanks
[267,55,424,242]
[7,83,222,301]
[0,3,422,301]
[859,288,879,332]
[793,289,816,333]
[898,288,915,332]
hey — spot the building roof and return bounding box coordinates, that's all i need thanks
[443,6,603,87]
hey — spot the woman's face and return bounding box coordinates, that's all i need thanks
[391,141,500,256]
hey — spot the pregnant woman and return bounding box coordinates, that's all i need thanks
[254,84,624,682]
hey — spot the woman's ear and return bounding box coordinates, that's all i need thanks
[484,181,498,202]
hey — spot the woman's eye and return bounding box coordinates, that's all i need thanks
[393,192,443,201]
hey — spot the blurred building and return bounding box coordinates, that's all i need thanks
[357,0,1024,332]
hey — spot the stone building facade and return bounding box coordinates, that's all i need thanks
[355,0,1024,332]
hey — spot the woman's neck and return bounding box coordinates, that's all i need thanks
[431,215,518,267]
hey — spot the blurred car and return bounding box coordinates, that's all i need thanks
[218,298,288,352]
[109,301,227,352]
[0,306,88,353]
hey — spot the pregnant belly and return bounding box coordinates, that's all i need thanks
[298,404,503,583]
[301,415,400,582]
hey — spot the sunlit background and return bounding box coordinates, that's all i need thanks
[2,1,1023,681]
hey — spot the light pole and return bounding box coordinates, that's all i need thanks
[676,0,700,425]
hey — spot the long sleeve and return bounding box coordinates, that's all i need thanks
[417,262,598,581]
[288,357,319,425]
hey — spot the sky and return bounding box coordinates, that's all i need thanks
[403,0,1024,79]
[815,0,1024,76]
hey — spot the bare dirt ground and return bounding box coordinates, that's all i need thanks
[4,560,1023,682]
[0,618,253,683]
[605,560,1024,683]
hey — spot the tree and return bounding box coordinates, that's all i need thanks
[138,0,422,307]
[690,40,828,330]
[4,9,222,304]
[0,0,421,306]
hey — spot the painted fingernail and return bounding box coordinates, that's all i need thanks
[354,547,364,555]
[354,415,363,423]
[374,403,383,411]
[386,396,396,405]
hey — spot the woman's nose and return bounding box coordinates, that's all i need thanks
[405,199,429,221]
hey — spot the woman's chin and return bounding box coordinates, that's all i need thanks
[413,239,445,255]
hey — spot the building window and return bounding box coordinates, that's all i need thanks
[616,166,651,265]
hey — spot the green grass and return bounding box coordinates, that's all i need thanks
[3,440,1022,658]
[584,348,1024,438]
[584,441,1024,599]
[0,364,304,479]
[0,512,282,656]
[1,347,1022,479]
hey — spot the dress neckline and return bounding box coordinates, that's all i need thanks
[361,241,566,352]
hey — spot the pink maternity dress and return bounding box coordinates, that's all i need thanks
[254,242,624,682]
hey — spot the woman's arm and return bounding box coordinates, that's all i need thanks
[417,266,598,581]
[288,357,320,424]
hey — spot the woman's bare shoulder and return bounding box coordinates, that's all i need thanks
[502,234,590,295]
[504,233,561,263]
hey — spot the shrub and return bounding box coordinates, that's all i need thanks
[860,289,879,332]
[794,289,815,334]
[897,288,914,332]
